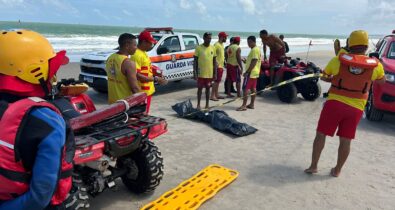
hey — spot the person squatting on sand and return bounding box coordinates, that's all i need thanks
[225,36,243,98]
[237,36,261,111]
[106,33,141,104]
[211,32,228,101]
[304,30,386,177]
[260,29,286,85]
[131,30,167,114]
[193,32,217,110]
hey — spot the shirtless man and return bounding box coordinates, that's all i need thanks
[260,29,285,85]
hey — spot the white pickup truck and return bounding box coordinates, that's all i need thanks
[79,27,202,92]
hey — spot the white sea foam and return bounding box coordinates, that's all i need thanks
[45,34,380,62]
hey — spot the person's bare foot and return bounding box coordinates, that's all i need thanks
[204,105,210,110]
[330,167,340,177]
[226,94,235,98]
[217,95,225,99]
[196,105,201,110]
[210,97,219,101]
[246,104,254,109]
[236,106,247,111]
[304,167,318,174]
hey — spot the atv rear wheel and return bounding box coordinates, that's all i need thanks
[301,82,321,101]
[365,92,383,121]
[119,139,164,194]
[277,83,297,103]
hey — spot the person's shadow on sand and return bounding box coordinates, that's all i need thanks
[247,164,332,187]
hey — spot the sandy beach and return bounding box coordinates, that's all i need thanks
[58,50,395,210]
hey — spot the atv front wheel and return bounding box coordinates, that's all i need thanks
[301,82,321,101]
[365,92,383,121]
[277,83,297,103]
[119,139,164,194]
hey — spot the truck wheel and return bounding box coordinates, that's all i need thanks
[277,83,297,103]
[119,139,164,194]
[301,82,321,101]
[366,93,384,121]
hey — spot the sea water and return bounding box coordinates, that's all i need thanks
[0,21,381,62]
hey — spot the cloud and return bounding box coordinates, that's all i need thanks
[238,0,255,15]
[179,0,192,9]
[196,1,207,15]
[0,0,23,4]
[0,0,24,8]
[93,8,109,20]
[268,0,289,13]
[122,9,132,16]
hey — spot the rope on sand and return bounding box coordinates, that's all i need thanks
[167,72,322,121]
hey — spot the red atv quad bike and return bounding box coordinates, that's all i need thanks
[257,57,322,103]
[51,79,167,208]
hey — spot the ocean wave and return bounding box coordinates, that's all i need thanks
[45,34,380,62]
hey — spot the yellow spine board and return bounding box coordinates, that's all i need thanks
[141,164,239,210]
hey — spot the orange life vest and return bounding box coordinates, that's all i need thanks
[329,53,378,99]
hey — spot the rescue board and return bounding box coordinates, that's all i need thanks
[141,164,238,210]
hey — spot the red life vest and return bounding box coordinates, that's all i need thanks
[0,97,73,205]
[329,53,379,100]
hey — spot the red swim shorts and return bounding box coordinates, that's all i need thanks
[269,47,286,66]
[316,100,363,139]
[214,67,224,83]
[242,77,257,91]
[226,64,241,83]
[145,95,152,114]
[197,78,212,88]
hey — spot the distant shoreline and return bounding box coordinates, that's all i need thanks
[1,20,355,38]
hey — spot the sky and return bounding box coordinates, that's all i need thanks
[0,0,393,35]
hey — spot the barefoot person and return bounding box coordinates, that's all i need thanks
[304,30,385,177]
[226,36,242,98]
[224,37,236,94]
[237,36,261,111]
[260,30,285,85]
[211,32,227,101]
[193,32,217,110]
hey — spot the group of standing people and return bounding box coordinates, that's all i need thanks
[193,30,289,111]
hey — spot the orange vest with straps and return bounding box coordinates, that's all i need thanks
[329,53,378,100]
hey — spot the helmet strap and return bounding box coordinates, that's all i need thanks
[39,78,50,98]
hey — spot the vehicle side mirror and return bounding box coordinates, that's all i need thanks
[157,47,169,55]
[369,52,380,59]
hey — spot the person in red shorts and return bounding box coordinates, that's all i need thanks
[260,29,285,85]
[210,32,227,101]
[237,36,261,111]
[225,36,243,98]
[193,32,217,110]
[305,30,385,177]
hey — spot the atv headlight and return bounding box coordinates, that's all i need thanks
[385,71,395,83]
